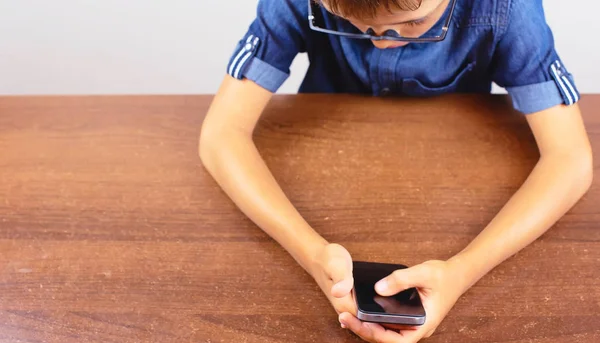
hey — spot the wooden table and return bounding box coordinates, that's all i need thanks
[0,95,598,343]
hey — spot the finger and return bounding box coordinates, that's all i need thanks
[375,264,431,296]
[331,276,353,298]
[382,323,419,331]
[338,313,369,340]
[340,313,407,343]
[364,322,404,343]
[396,320,439,343]
[327,257,354,298]
[331,291,358,315]
[339,314,382,342]
[396,326,429,343]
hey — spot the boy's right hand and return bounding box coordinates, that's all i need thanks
[311,243,357,318]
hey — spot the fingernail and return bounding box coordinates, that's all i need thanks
[340,321,348,329]
[375,280,388,293]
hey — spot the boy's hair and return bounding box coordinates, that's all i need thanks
[319,0,423,19]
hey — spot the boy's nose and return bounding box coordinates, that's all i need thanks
[371,40,409,49]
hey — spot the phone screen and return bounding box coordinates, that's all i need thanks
[353,261,426,317]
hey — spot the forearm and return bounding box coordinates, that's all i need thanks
[450,152,593,292]
[200,131,327,273]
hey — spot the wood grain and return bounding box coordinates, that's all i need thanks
[0,94,598,343]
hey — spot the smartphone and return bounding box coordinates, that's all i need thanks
[353,261,426,325]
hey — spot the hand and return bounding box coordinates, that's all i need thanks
[311,243,357,317]
[339,260,466,343]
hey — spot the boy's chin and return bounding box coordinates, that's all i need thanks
[371,40,410,49]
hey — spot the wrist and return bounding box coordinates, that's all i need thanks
[290,234,329,277]
[446,251,486,295]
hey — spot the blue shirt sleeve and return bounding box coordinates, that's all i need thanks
[491,0,580,114]
[226,0,307,93]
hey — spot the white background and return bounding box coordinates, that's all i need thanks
[0,0,597,95]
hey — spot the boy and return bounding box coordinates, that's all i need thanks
[200,0,594,342]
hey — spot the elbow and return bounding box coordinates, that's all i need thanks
[199,122,249,174]
[542,146,594,197]
[580,151,594,194]
[199,122,221,173]
[570,148,594,195]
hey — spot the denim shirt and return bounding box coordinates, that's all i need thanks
[227,0,580,114]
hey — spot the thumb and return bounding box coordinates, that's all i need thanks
[326,257,354,298]
[375,264,430,296]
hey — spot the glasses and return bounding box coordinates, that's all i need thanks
[308,0,457,42]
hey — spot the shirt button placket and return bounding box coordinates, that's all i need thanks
[378,49,399,96]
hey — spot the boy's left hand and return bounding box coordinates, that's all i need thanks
[339,260,466,343]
